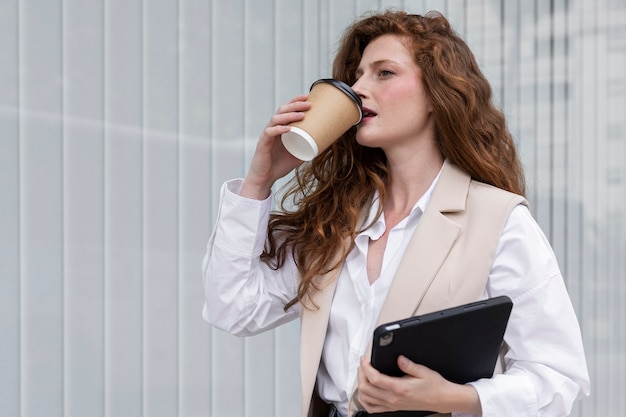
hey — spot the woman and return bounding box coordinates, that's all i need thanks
[203,10,589,417]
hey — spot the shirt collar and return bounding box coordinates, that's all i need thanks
[359,160,446,240]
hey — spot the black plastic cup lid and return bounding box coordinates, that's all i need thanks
[310,78,362,108]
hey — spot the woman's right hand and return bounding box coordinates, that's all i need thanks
[240,95,311,200]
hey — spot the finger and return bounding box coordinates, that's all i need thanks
[359,357,378,382]
[396,355,433,379]
[287,94,309,103]
[358,382,388,412]
[275,98,310,116]
[267,111,306,129]
[262,122,293,136]
[359,357,389,384]
[359,357,393,394]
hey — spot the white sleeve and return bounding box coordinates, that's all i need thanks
[456,205,590,417]
[202,179,300,336]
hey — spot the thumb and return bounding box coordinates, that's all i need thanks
[397,355,429,378]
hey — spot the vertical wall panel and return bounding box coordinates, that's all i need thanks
[276,0,306,99]
[329,0,360,60]
[383,0,404,12]
[422,0,443,15]
[400,1,419,15]
[210,1,246,416]
[595,1,612,415]
[210,0,246,186]
[606,1,626,412]
[62,0,105,415]
[242,1,279,416]
[465,0,484,59]
[178,0,212,415]
[103,0,144,415]
[273,323,301,417]
[446,0,467,39]
[534,0,553,230]
[303,0,324,91]
[565,0,584,314]
[356,0,379,16]
[563,5,584,410]
[518,0,538,205]
[142,0,180,415]
[0,1,20,416]
[502,0,520,143]
[483,0,503,107]
[580,0,600,414]
[19,0,65,416]
[275,2,312,415]
[317,0,332,79]
[448,0,469,38]
[550,0,569,267]
[244,0,275,166]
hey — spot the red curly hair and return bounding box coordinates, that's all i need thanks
[261,10,526,311]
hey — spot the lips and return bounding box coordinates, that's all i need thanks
[361,106,377,120]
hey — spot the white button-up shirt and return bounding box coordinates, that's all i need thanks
[317,168,440,414]
[203,174,590,417]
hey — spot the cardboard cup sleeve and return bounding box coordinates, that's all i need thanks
[281,79,362,161]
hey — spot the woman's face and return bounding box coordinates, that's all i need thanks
[351,34,435,154]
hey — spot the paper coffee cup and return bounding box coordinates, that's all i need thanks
[281,79,362,161]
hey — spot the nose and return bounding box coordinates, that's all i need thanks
[351,78,366,99]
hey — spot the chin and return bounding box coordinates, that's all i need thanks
[355,131,377,148]
[355,138,382,150]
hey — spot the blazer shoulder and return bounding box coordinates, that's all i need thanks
[468,179,528,210]
[435,162,527,214]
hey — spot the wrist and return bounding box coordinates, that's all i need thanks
[440,383,482,415]
[240,177,273,200]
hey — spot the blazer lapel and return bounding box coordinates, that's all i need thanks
[374,162,470,331]
[299,254,343,416]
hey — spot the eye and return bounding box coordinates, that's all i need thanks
[378,69,395,78]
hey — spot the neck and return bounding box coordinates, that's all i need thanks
[384,149,444,215]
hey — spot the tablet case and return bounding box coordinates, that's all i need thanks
[367,296,513,416]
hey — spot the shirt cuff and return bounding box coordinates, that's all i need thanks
[468,372,537,417]
[213,179,272,257]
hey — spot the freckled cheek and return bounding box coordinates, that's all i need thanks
[387,99,426,122]
[384,87,428,113]
[384,86,414,102]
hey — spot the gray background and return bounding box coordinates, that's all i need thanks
[1,0,624,416]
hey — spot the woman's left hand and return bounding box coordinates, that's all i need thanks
[357,356,482,415]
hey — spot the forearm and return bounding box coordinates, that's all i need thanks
[240,176,273,200]
[203,247,297,335]
[441,383,481,415]
[202,179,299,335]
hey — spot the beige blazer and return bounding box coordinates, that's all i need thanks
[299,163,527,417]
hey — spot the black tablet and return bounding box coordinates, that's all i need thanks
[371,295,513,383]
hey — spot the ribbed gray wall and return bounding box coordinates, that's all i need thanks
[0,0,624,416]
